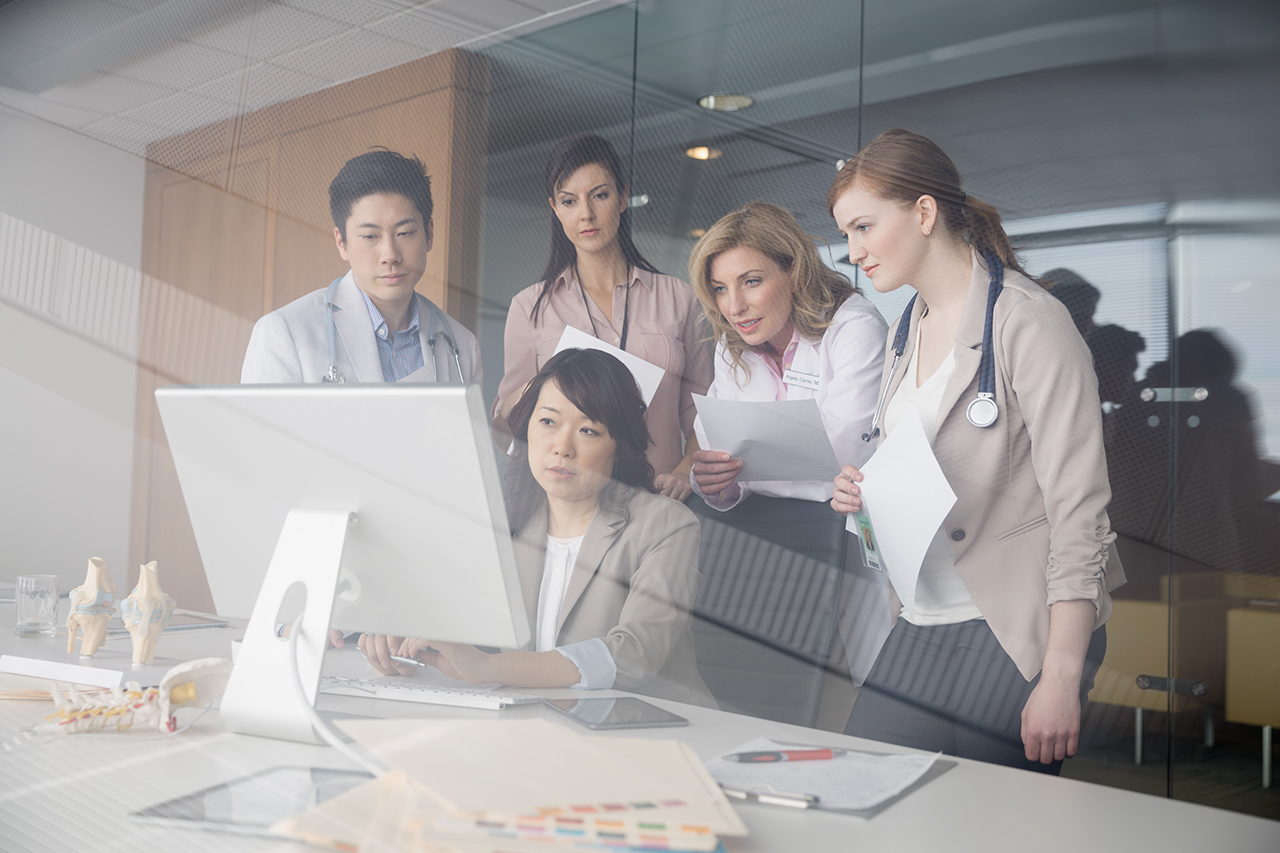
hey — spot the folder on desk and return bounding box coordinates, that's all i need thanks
[273,769,729,853]
[326,718,746,851]
[706,737,952,818]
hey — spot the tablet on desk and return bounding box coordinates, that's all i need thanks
[545,697,689,729]
[132,766,373,835]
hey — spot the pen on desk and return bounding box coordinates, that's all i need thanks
[720,786,819,808]
[725,748,846,763]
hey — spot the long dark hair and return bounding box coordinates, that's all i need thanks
[827,128,1034,279]
[531,134,660,322]
[504,348,656,533]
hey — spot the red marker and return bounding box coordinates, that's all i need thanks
[725,749,846,763]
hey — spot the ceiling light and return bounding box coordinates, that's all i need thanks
[628,194,649,208]
[688,228,707,238]
[698,93,753,112]
[685,146,722,161]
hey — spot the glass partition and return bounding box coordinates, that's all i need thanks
[0,0,1277,828]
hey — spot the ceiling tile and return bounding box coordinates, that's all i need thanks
[0,87,109,129]
[431,0,540,32]
[190,62,332,112]
[271,28,429,82]
[276,0,396,27]
[39,72,175,114]
[119,90,236,134]
[243,3,349,61]
[78,113,171,154]
[112,40,244,91]
[363,9,474,51]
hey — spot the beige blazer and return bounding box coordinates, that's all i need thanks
[512,483,716,707]
[876,254,1126,680]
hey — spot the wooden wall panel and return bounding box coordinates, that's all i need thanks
[131,48,491,611]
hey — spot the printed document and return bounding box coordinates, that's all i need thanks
[693,395,839,482]
[845,408,957,619]
[555,325,665,405]
[707,738,939,812]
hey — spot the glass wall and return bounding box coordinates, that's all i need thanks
[1,0,1277,826]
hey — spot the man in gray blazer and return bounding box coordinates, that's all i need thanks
[241,149,482,385]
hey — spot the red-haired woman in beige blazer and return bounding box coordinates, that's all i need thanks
[829,130,1125,774]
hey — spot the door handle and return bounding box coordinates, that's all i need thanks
[1136,674,1209,697]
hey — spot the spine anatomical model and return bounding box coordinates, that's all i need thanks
[66,557,117,657]
[120,561,176,665]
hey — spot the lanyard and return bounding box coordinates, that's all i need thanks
[575,264,631,352]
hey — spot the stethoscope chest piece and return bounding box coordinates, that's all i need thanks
[966,393,998,428]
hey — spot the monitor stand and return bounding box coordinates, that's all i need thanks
[220,509,354,743]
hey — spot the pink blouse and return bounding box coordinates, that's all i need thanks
[496,267,713,475]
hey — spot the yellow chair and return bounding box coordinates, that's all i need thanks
[1225,604,1280,788]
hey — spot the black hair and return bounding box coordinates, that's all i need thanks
[503,348,656,533]
[531,134,660,322]
[328,148,433,240]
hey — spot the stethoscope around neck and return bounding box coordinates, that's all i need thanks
[321,277,463,384]
[862,250,1004,442]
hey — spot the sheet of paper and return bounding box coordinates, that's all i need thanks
[693,395,839,482]
[706,738,939,812]
[273,770,727,853]
[336,718,745,837]
[845,408,956,620]
[554,325,665,405]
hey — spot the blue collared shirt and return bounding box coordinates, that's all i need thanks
[360,289,425,382]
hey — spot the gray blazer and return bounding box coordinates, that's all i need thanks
[877,254,1126,680]
[512,482,716,708]
[240,271,483,384]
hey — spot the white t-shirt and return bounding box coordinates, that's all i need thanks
[883,333,984,626]
[535,534,617,689]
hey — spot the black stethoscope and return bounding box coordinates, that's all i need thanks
[862,250,1004,442]
[321,277,462,384]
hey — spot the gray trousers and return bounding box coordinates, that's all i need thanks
[844,619,1106,775]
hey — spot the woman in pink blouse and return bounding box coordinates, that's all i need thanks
[493,134,712,500]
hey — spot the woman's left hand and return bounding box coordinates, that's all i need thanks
[1020,670,1082,763]
[654,471,693,502]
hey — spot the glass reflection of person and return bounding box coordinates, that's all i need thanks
[491,134,713,502]
[361,349,715,706]
[829,129,1125,774]
[685,202,887,510]
[241,149,482,385]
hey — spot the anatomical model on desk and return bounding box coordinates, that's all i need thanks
[120,560,176,665]
[66,557,117,658]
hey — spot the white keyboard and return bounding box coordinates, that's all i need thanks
[318,676,544,711]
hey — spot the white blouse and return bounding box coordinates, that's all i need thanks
[884,333,983,625]
[536,534,616,688]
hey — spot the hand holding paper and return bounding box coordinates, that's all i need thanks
[845,409,957,619]
[693,395,839,482]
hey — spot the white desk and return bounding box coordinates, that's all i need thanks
[1,616,1278,853]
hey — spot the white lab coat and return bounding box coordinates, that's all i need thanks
[240,271,482,385]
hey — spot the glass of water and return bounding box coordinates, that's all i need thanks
[15,575,59,638]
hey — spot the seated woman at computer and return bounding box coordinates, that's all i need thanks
[361,348,715,707]
[828,129,1124,774]
[490,133,712,501]
[241,148,482,385]
[686,201,886,510]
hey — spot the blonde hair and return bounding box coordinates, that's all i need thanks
[688,201,855,381]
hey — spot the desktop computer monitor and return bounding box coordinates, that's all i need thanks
[155,384,531,742]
